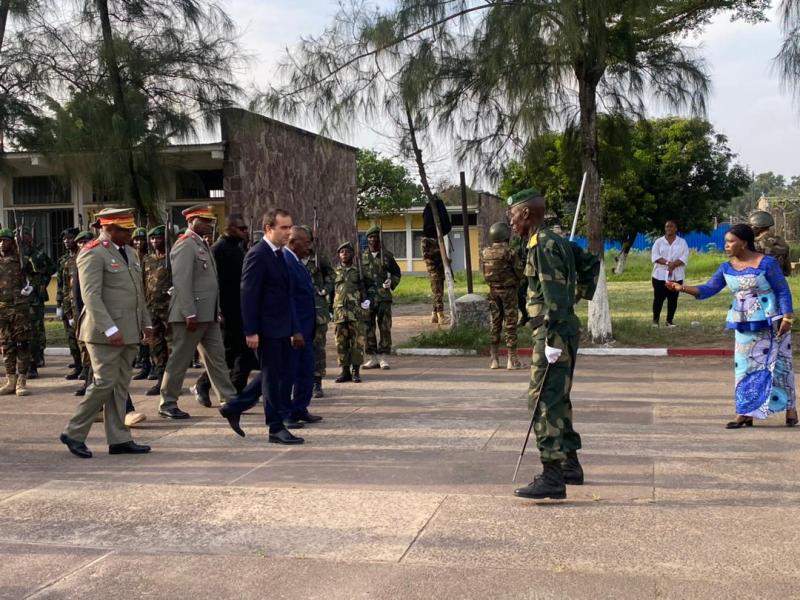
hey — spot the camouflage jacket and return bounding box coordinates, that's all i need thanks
[755,231,791,276]
[0,253,32,308]
[333,264,375,323]
[482,242,524,288]
[525,227,579,338]
[361,249,402,303]
[304,250,336,325]
[22,245,56,303]
[142,253,172,316]
[56,252,78,316]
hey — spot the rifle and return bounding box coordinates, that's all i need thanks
[248,208,255,250]
[164,208,172,271]
[11,210,32,296]
[312,206,319,243]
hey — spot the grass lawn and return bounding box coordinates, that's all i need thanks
[404,250,800,350]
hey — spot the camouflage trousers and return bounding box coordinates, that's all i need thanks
[528,328,582,463]
[422,237,445,313]
[313,321,329,378]
[63,316,81,365]
[365,301,393,355]
[0,304,32,376]
[488,286,519,349]
[335,320,364,367]
[29,301,46,364]
[147,312,169,371]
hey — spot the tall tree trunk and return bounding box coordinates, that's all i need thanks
[96,0,145,214]
[613,233,637,275]
[404,104,457,325]
[578,75,613,342]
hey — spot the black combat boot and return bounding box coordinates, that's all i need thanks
[313,377,324,398]
[334,366,352,383]
[352,366,362,383]
[27,365,39,379]
[132,359,151,381]
[514,461,567,500]
[78,366,88,381]
[64,366,82,380]
[145,373,163,397]
[562,451,584,485]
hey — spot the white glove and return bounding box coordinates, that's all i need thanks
[544,344,562,364]
[56,307,64,319]
[317,289,328,296]
[382,278,392,289]
[68,319,75,327]
[360,299,371,310]
[20,283,33,297]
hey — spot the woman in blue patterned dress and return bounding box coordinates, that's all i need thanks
[667,224,797,428]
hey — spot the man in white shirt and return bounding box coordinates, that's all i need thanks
[651,220,689,327]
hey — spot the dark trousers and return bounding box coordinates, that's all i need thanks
[289,327,315,417]
[652,278,682,324]
[224,337,293,433]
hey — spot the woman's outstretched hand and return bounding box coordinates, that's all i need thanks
[665,281,682,293]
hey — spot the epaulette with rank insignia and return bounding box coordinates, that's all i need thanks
[527,233,539,249]
[84,239,102,250]
[179,233,191,240]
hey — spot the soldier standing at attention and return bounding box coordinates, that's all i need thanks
[141,226,171,396]
[361,226,402,370]
[57,227,83,380]
[158,205,238,419]
[482,222,525,370]
[507,188,584,501]
[19,227,56,378]
[304,231,335,398]
[750,210,791,276]
[333,241,374,384]
[421,196,451,325]
[131,227,152,380]
[0,228,33,396]
[59,208,152,458]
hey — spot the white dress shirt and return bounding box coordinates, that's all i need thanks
[651,235,689,282]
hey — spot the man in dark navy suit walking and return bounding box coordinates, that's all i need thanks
[219,208,304,444]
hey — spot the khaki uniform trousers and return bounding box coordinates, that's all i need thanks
[63,343,136,445]
[160,322,236,409]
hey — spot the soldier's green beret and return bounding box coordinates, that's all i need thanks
[148,225,165,237]
[0,228,14,239]
[61,227,79,238]
[337,241,354,252]
[75,231,95,243]
[133,227,147,238]
[366,226,381,237]
[507,187,544,207]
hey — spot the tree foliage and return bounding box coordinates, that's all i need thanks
[500,117,750,246]
[356,148,422,216]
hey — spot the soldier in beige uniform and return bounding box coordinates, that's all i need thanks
[158,204,237,419]
[60,208,153,459]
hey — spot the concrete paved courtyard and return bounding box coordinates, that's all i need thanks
[1,353,798,599]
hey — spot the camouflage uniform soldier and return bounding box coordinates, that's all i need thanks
[507,188,585,501]
[304,243,335,397]
[333,241,375,384]
[57,227,82,379]
[750,210,791,276]
[361,226,402,370]
[72,231,95,396]
[142,225,172,396]
[482,222,525,370]
[20,227,56,377]
[0,228,33,396]
[131,227,152,379]
[421,237,445,323]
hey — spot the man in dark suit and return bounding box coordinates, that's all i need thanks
[220,208,304,444]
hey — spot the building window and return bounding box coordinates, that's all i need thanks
[176,169,224,200]
[412,231,426,259]
[450,213,478,227]
[12,176,71,206]
[380,231,407,258]
[7,208,73,261]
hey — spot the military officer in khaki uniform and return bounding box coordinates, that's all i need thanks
[60,208,153,459]
[158,204,237,419]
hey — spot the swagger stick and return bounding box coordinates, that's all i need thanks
[512,361,553,482]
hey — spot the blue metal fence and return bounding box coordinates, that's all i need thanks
[572,223,730,253]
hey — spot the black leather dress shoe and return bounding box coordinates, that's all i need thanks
[74,386,87,397]
[283,418,305,429]
[219,406,245,437]
[191,384,212,407]
[60,433,92,458]
[159,406,190,419]
[268,429,305,445]
[109,441,151,454]
[145,381,161,396]
[294,411,323,424]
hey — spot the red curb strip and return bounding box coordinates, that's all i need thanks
[667,348,734,357]
[499,347,731,357]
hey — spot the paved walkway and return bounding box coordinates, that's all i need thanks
[1,353,798,599]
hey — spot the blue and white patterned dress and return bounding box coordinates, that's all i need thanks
[696,255,796,419]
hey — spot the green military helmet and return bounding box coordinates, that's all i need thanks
[489,222,511,243]
[0,228,14,239]
[147,225,165,238]
[75,231,95,243]
[749,210,774,229]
